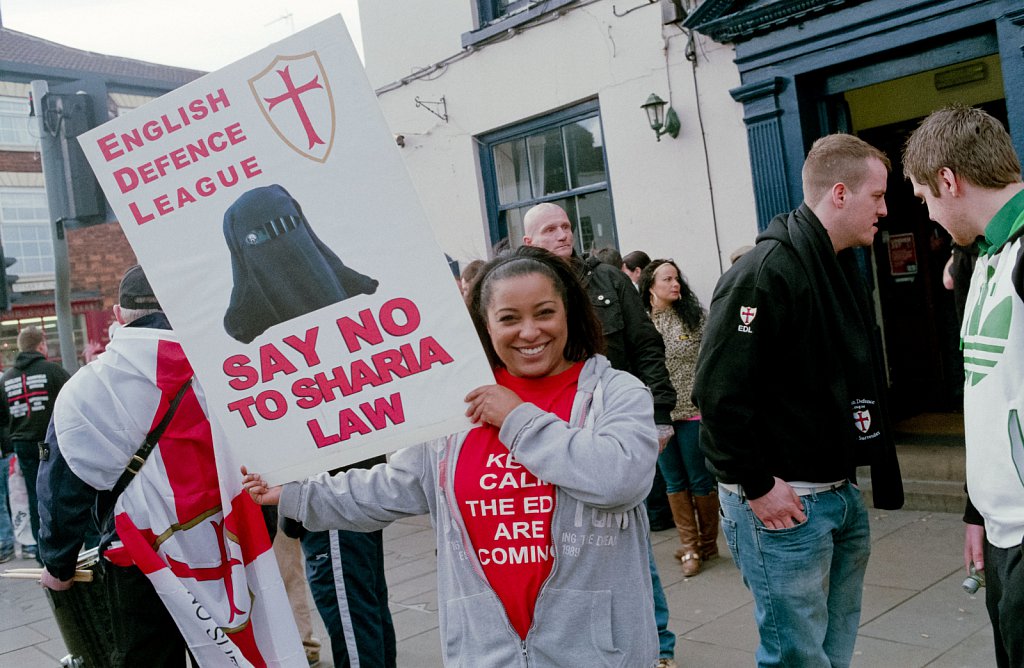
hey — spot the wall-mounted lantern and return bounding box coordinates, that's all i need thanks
[641,93,680,141]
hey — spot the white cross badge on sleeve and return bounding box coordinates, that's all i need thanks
[853,409,872,434]
[738,306,757,333]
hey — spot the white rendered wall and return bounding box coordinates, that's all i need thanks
[358,1,758,305]
[357,1,473,88]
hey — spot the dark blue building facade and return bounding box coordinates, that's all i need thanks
[687,0,1024,418]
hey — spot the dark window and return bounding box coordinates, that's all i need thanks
[464,0,575,49]
[479,0,532,24]
[480,100,617,255]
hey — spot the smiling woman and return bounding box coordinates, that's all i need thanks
[483,271,571,378]
[243,246,662,666]
[466,247,603,376]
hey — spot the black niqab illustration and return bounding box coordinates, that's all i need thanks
[223,184,378,343]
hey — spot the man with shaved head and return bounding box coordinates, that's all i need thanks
[522,204,674,422]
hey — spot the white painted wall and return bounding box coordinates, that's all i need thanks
[357,1,473,87]
[358,0,758,305]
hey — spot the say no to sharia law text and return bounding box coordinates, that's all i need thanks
[222,298,455,449]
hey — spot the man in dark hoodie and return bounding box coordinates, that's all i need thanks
[522,202,681,668]
[692,134,903,667]
[1,326,70,560]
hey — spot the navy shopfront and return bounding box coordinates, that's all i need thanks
[686,0,1024,419]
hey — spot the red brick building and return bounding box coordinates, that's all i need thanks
[0,25,202,367]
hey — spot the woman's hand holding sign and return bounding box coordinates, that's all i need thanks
[465,385,523,429]
[241,466,282,506]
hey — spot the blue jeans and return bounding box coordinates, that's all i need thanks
[720,482,870,667]
[648,534,675,658]
[658,420,715,495]
[0,454,13,550]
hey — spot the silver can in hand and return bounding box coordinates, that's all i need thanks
[962,565,985,595]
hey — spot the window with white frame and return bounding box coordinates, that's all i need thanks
[0,96,34,148]
[110,91,156,118]
[0,188,55,276]
[480,100,617,254]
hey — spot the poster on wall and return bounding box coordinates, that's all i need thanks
[79,15,494,484]
[887,232,918,281]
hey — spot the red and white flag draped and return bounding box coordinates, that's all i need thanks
[56,327,304,667]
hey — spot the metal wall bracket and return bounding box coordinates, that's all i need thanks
[414,96,448,123]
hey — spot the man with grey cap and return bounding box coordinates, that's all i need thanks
[36,265,187,666]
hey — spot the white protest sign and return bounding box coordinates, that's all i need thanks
[79,15,494,485]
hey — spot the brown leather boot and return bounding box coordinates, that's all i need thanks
[666,491,701,576]
[693,491,721,560]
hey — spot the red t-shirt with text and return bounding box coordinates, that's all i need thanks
[454,362,583,639]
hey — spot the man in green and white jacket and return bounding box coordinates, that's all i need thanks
[904,105,1024,668]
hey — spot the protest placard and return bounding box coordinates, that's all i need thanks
[79,15,494,485]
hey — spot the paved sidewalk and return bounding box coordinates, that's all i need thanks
[1,508,995,667]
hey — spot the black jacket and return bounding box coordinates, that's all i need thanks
[692,205,903,508]
[576,255,675,425]
[2,350,70,443]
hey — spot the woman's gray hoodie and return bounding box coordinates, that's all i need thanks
[279,354,659,667]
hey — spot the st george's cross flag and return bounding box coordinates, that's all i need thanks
[55,325,304,667]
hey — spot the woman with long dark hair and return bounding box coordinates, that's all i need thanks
[639,259,719,576]
[244,246,660,666]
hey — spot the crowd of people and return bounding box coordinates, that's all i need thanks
[0,104,1020,668]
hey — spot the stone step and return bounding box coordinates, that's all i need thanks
[847,412,968,512]
[893,412,964,439]
[859,477,967,514]
[893,443,965,481]
[858,439,967,513]
[895,431,965,447]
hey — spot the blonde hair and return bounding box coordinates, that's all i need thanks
[17,326,44,352]
[802,134,890,205]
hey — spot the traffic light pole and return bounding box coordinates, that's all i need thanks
[30,80,80,375]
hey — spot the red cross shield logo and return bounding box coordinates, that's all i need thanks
[249,51,336,163]
[853,409,872,434]
[740,306,757,325]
